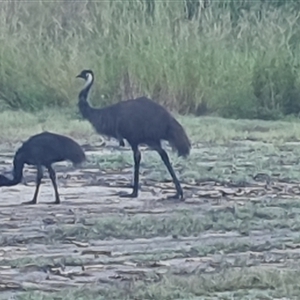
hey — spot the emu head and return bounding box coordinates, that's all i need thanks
[0,174,12,186]
[76,69,94,86]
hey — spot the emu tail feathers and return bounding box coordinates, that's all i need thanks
[167,117,191,157]
[0,152,24,186]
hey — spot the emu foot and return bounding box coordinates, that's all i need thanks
[22,199,37,205]
[118,191,138,198]
[45,199,60,205]
[165,192,184,201]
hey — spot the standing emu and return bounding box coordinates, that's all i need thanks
[76,69,191,200]
[0,132,86,205]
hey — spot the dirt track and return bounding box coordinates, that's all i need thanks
[1,143,300,298]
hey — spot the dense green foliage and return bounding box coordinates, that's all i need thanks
[0,0,300,119]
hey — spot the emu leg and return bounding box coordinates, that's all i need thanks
[119,139,125,147]
[22,165,43,205]
[156,147,184,200]
[120,146,141,198]
[47,166,60,204]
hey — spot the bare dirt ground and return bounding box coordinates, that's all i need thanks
[1,141,300,299]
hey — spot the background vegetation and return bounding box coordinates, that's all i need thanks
[1,0,300,120]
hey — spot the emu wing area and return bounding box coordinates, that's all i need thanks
[20,133,75,166]
[116,97,171,145]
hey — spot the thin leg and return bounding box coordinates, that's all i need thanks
[119,139,125,147]
[120,145,141,198]
[116,128,125,147]
[48,166,60,204]
[155,145,184,200]
[22,165,43,205]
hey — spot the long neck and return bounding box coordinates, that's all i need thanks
[78,74,94,120]
[78,74,118,139]
[0,152,24,186]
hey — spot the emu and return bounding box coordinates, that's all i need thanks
[0,132,86,205]
[76,69,191,200]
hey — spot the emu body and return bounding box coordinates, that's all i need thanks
[76,69,191,199]
[0,132,86,205]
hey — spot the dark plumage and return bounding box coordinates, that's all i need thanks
[76,69,191,200]
[0,132,86,205]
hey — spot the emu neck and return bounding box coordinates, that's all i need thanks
[12,152,24,184]
[78,76,118,139]
[0,153,24,186]
[78,97,93,120]
[78,76,94,120]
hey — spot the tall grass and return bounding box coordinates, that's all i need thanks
[0,0,300,119]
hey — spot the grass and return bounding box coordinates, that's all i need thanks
[3,108,300,146]
[3,113,300,299]
[0,1,300,118]
[1,200,300,246]
[3,109,300,186]
[14,268,300,299]
[2,233,300,270]
[40,205,300,241]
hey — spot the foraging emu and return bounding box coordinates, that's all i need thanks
[0,132,86,205]
[76,69,191,200]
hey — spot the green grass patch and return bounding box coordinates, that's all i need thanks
[15,268,300,299]
[0,202,293,245]
[3,110,300,146]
